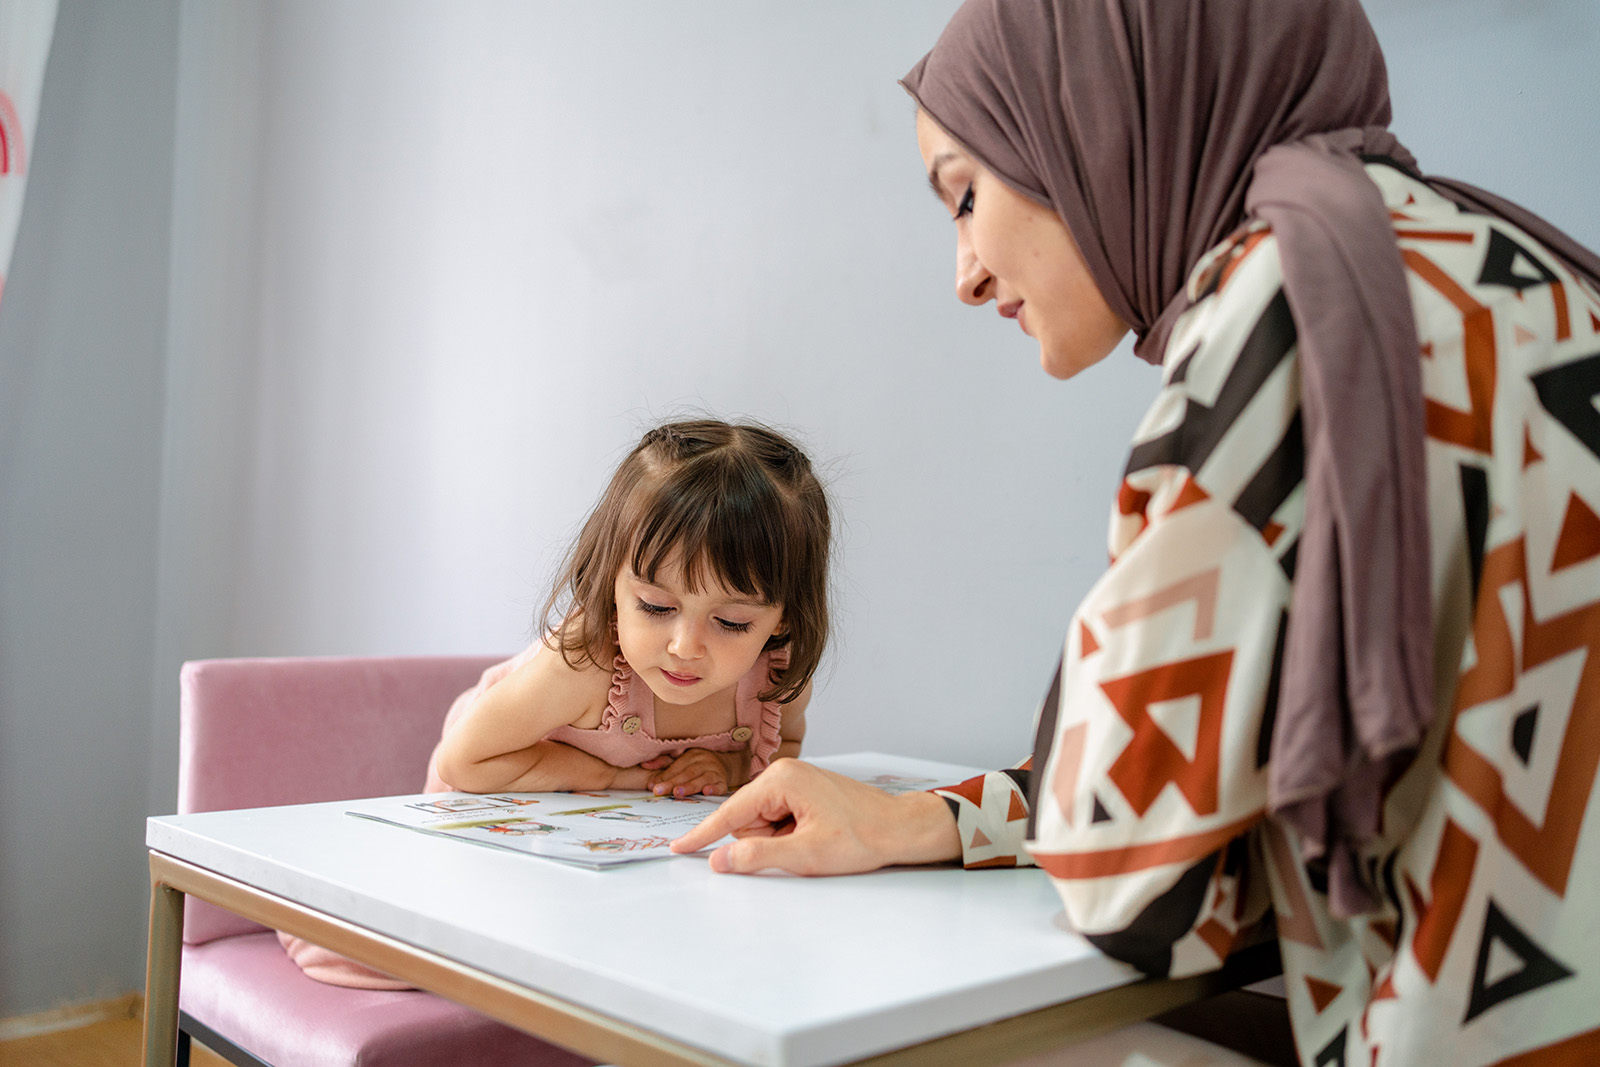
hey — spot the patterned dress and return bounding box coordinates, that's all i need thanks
[934,163,1600,1066]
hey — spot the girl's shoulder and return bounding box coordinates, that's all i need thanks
[499,636,616,727]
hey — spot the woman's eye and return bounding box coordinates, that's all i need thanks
[716,618,754,634]
[636,599,673,616]
[955,185,974,219]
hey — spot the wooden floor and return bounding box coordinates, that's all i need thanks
[0,1015,228,1067]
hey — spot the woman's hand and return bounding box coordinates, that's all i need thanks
[640,748,744,797]
[668,758,963,875]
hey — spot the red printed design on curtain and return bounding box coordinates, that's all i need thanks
[0,0,59,312]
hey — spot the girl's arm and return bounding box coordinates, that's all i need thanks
[507,740,655,792]
[641,681,814,797]
[433,648,623,793]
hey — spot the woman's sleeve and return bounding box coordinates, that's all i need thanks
[1029,480,1288,978]
[1023,267,1303,978]
[931,471,1290,975]
[930,759,1038,869]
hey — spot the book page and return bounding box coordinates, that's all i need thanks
[345,752,980,869]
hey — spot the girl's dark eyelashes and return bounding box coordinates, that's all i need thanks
[955,185,974,219]
[636,599,754,634]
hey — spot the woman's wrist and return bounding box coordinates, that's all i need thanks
[877,789,963,866]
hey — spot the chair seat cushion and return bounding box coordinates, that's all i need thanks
[180,932,595,1067]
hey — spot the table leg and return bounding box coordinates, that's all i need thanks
[142,868,185,1067]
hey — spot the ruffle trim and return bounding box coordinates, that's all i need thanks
[601,648,635,730]
[602,645,789,773]
[748,645,790,776]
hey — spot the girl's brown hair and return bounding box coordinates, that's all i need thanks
[540,418,831,704]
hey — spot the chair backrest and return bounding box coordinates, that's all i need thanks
[177,654,505,945]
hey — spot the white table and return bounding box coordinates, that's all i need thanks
[143,754,1276,1067]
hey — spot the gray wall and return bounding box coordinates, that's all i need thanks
[0,0,178,1013]
[0,0,1595,1017]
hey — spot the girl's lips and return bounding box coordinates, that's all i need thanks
[662,670,700,686]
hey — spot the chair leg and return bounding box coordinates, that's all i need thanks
[176,1029,191,1067]
[178,1011,276,1067]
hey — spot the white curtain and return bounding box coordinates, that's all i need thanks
[0,0,55,305]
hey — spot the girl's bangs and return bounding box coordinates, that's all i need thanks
[629,489,782,606]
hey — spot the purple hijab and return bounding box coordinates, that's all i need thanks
[903,0,1600,916]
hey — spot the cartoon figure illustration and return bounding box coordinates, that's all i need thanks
[484,820,559,837]
[590,809,655,824]
[487,795,544,806]
[580,835,674,853]
[408,795,522,815]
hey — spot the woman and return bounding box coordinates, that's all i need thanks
[675,0,1600,1063]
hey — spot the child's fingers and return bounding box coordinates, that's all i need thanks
[638,756,673,770]
[654,766,728,797]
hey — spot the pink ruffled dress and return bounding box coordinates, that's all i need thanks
[281,639,790,989]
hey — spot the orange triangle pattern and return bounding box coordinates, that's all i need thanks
[1080,622,1100,657]
[1306,976,1343,1014]
[1170,476,1210,512]
[1118,482,1152,517]
[1263,520,1286,547]
[943,774,987,807]
[970,827,992,849]
[1006,790,1028,823]
[1524,426,1543,469]
[1590,308,1600,333]
[1551,493,1600,571]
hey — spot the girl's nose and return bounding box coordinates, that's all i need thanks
[668,619,705,660]
[956,231,993,306]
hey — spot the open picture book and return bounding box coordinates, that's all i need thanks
[345,751,978,869]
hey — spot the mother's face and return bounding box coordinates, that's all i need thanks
[916,111,1128,380]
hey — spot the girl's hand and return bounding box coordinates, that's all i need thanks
[641,748,744,797]
[668,758,962,875]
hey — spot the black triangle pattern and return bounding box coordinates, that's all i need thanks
[1091,794,1113,824]
[1511,705,1539,766]
[1478,227,1559,292]
[1464,899,1575,1023]
[1314,1025,1347,1067]
[1460,464,1490,604]
[1256,612,1289,771]
[1531,352,1600,462]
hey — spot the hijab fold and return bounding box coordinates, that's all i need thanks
[904,0,1600,917]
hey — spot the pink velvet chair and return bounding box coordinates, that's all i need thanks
[174,655,596,1067]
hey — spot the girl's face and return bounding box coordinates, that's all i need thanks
[916,110,1129,379]
[613,555,785,709]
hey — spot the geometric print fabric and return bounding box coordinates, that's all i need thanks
[935,164,1600,1067]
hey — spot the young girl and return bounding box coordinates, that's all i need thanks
[429,416,832,799]
[283,417,832,989]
